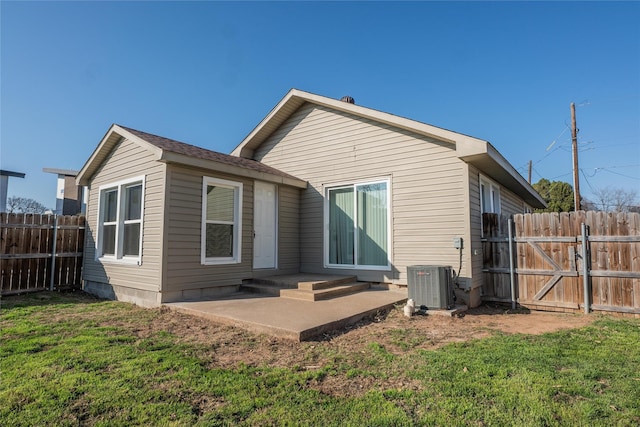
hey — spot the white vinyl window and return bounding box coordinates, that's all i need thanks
[480,175,501,237]
[324,179,391,270]
[480,175,501,214]
[201,177,243,265]
[97,176,144,264]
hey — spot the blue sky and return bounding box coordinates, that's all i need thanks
[2,1,639,209]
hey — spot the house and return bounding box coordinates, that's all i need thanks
[0,169,25,212]
[77,89,545,308]
[43,168,86,215]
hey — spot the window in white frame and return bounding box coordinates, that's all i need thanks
[479,175,501,237]
[324,179,391,271]
[201,176,243,265]
[479,175,501,214]
[97,176,145,264]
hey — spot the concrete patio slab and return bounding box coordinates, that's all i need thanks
[164,286,407,341]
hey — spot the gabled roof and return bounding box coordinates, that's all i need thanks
[231,89,546,209]
[76,124,307,188]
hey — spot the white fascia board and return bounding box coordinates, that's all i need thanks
[290,90,463,144]
[77,124,121,186]
[230,90,300,157]
[76,124,164,186]
[485,143,547,207]
[231,89,491,159]
[111,125,165,159]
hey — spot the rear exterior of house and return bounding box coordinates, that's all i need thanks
[232,90,546,307]
[77,125,306,307]
[78,89,545,308]
[160,163,302,303]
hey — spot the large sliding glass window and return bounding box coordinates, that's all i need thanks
[329,187,355,265]
[326,180,390,269]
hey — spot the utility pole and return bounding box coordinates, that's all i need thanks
[571,102,581,211]
[528,160,532,184]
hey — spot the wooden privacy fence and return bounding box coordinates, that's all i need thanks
[483,211,640,316]
[1,213,85,295]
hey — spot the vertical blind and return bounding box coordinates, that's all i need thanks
[328,181,388,268]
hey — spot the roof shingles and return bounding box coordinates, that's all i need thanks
[119,125,303,182]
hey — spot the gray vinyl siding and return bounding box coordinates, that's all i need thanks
[162,165,301,290]
[277,185,300,275]
[163,165,253,291]
[83,138,165,292]
[253,103,470,284]
[501,187,527,217]
[469,165,528,294]
[468,164,484,292]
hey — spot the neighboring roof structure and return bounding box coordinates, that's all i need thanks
[43,168,79,176]
[0,170,26,178]
[76,124,307,188]
[232,89,546,208]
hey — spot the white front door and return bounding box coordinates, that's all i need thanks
[253,181,277,269]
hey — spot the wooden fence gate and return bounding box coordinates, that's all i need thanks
[482,211,640,315]
[1,213,85,295]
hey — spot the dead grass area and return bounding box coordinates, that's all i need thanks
[103,302,595,372]
[0,292,604,404]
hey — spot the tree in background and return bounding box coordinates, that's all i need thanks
[532,178,574,212]
[6,196,50,214]
[582,187,639,212]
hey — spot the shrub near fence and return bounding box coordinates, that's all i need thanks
[0,213,85,295]
[482,211,640,316]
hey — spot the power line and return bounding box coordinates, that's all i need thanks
[580,169,597,194]
[549,172,572,180]
[599,169,640,181]
[588,164,640,170]
[592,142,639,149]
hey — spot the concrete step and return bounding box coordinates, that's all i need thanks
[240,283,286,297]
[297,275,357,291]
[280,282,370,302]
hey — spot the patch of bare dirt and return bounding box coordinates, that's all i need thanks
[3,292,598,399]
[184,303,592,397]
[118,303,595,372]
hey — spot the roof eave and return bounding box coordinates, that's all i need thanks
[457,143,547,209]
[231,89,306,158]
[159,151,307,189]
[0,170,26,178]
[231,89,485,159]
[76,124,164,186]
[43,168,79,177]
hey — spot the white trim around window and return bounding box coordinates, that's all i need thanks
[479,174,501,214]
[96,175,145,265]
[201,176,243,265]
[323,178,391,271]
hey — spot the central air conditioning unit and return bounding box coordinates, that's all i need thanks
[407,265,454,310]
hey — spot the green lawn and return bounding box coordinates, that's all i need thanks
[1,292,639,426]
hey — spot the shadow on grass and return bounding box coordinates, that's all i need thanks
[0,290,106,311]
[462,302,532,317]
[308,307,396,343]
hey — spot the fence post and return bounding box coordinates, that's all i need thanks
[508,218,516,310]
[581,222,590,314]
[49,215,58,291]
